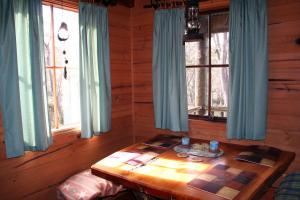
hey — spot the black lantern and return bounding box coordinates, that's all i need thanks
[184,0,203,42]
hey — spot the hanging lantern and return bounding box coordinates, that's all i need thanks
[184,0,203,42]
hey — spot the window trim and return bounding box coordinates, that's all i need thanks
[185,10,229,122]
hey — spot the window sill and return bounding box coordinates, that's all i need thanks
[51,125,81,136]
[188,115,227,123]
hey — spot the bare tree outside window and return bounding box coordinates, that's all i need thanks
[185,11,229,120]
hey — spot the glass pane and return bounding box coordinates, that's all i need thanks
[43,5,54,67]
[55,68,80,127]
[46,68,80,129]
[55,69,64,126]
[186,68,209,116]
[211,12,229,65]
[185,15,209,66]
[211,68,229,118]
[46,69,55,129]
[53,7,79,68]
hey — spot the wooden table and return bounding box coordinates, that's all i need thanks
[91,137,295,200]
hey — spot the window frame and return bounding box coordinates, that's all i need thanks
[43,3,80,131]
[185,9,229,122]
[42,0,78,12]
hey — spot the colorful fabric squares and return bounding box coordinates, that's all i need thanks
[143,134,181,149]
[217,186,240,200]
[226,181,244,191]
[238,155,262,163]
[136,145,148,150]
[239,152,253,156]
[227,167,242,175]
[239,171,257,179]
[125,152,158,166]
[235,145,281,167]
[188,179,209,189]
[187,164,256,200]
[201,182,223,193]
[266,147,281,157]
[208,168,226,176]
[133,145,166,154]
[197,173,217,182]
[213,164,230,170]
[211,177,228,186]
[152,142,163,146]
[233,175,252,185]
[260,158,275,166]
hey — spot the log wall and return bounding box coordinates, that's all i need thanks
[0,5,133,200]
[132,0,300,172]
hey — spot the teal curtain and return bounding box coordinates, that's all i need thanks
[227,0,268,140]
[0,0,52,158]
[152,9,188,132]
[0,0,24,157]
[79,2,111,138]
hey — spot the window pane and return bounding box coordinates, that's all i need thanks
[43,5,54,67]
[46,69,55,129]
[55,69,80,127]
[186,68,209,116]
[211,68,229,118]
[53,7,79,68]
[211,12,229,65]
[185,15,209,66]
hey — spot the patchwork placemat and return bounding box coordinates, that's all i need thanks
[188,164,257,200]
[143,134,181,149]
[235,145,281,167]
[104,144,166,168]
[135,144,167,154]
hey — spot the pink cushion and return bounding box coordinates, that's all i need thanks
[57,169,124,200]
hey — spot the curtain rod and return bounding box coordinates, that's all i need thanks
[144,0,186,9]
[143,0,210,9]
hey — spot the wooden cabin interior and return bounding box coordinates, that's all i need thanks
[0,0,299,199]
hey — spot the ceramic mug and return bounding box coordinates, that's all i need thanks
[210,140,219,151]
[182,136,190,145]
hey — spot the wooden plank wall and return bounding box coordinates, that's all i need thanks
[0,5,133,200]
[132,0,300,172]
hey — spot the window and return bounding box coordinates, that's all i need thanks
[185,11,229,121]
[43,5,80,130]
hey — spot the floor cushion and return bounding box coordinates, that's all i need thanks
[57,169,124,200]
